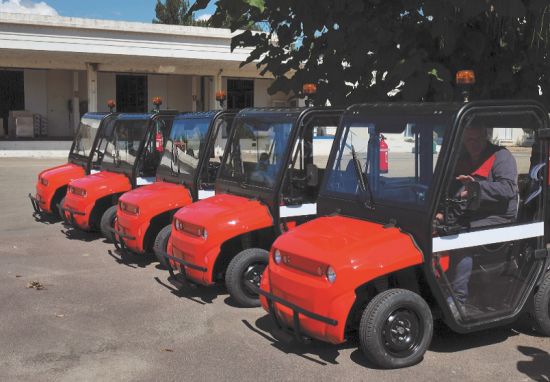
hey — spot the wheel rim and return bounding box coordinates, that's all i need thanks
[241,261,266,299]
[381,306,424,358]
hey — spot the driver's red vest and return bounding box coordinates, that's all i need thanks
[454,145,502,179]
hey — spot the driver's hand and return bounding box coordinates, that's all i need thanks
[456,175,474,186]
[436,213,443,221]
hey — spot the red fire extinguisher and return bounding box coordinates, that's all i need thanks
[380,134,388,174]
[156,132,163,152]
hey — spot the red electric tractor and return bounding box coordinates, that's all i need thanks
[155,106,344,306]
[59,109,177,237]
[252,100,550,368]
[106,110,237,265]
[29,108,119,219]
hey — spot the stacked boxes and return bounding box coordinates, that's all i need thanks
[8,110,34,138]
[33,114,41,136]
[40,116,48,136]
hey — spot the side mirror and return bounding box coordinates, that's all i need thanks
[466,181,481,210]
[307,164,319,187]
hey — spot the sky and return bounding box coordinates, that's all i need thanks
[0,0,216,23]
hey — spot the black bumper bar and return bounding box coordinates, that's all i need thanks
[57,203,85,227]
[154,246,207,291]
[246,280,338,343]
[105,224,135,256]
[28,193,46,213]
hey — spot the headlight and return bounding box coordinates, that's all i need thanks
[70,186,86,197]
[174,219,185,231]
[203,229,208,240]
[119,201,139,215]
[39,177,49,186]
[326,266,336,284]
[273,249,281,265]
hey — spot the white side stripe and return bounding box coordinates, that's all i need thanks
[280,203,317,218]
[433,222,544,252]
[136,177,155,186]
[198,190,215,200]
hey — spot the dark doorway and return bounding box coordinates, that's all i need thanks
[116,75,148,113]
[227,79,254,109]
[0,70,25,136]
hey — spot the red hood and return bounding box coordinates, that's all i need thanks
[272,215,423,281]
[172,193,272,231]
[39,163,84,184]
[69,171,131,195]
[119,182,192,209]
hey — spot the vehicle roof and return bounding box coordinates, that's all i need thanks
[81,112,110,120]
[346,100,546,117]
[115,110,179,121]
[174,109,238,120]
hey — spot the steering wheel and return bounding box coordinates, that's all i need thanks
[410,184,429,203]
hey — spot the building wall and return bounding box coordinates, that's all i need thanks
[167,75,193,112]
[23,69,47,118]
[97,72,116,113]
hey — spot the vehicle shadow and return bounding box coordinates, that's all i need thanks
[516,345,550,382]
[153,276,226,305]
[60,227,103,242]
[241,315,363,367]
[107,249,155,269]
[32,213,60,225]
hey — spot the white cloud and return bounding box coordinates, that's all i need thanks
[196,13,211,22]
[0,0,58,16]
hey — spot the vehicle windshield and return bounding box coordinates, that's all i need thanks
[103,119,149,167]
[70,116,103,158]
[322,114,452,211]
[218,116,294,189]
[158,117,212,177]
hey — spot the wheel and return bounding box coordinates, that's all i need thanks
[531,271,550,336]
[58,196,68,223]
[100,205,118,243]
[359,288,433,369]
[226,248,269,308]
[154,224,172,269]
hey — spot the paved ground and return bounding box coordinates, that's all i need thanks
[0,158,549,382]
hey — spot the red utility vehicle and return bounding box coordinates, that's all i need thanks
[59,110,177,237]
[106,110,236,265]
[29,110,118,219]
[156,106,344,306]
[252,100,550,368]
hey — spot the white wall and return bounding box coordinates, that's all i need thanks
[167,75,193,112]
[23,69,47,118]
[97,72,116,112]
[46,70,72,137]
[254,78,272,107]
[148,74,168,112]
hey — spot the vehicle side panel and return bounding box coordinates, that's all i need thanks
[35,163,85,213]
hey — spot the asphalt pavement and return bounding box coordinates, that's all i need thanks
[0,158,548,382]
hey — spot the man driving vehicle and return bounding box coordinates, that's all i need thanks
[439,121,518,308]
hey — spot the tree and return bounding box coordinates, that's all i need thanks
[190,0,550,108]
[153,0,207,26]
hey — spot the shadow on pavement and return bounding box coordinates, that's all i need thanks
[153,276,226,305]
[32,212,61,225]
[517,345,550,382]
[60,228,103,242]
[107,249,155,269]
[241,315,361,367]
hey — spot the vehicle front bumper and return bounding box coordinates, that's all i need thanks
[154,246,208,290]
[29,193,47,214]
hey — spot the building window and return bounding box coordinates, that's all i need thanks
[227,79,254,109]
[116,75,148,113]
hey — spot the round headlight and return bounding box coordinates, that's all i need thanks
[203,229,208,240]
[326,266,336,284]
[274,249,281,265]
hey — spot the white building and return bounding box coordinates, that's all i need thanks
[0,12,299,140]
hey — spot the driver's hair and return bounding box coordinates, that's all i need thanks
[464,121,488,138]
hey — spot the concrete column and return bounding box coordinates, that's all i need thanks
[72,71,80,133]
[212,70,223,110]
[86,63,98,112]
[191,76,197,112]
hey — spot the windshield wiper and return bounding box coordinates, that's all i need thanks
[351,145,375,210]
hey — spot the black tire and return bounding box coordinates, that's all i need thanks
[58,196,68,223]
[226,248,269,308]
[100,205,118,243]
[531,271,550,336]
[154,224,172,269]
[359,288,433,369]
